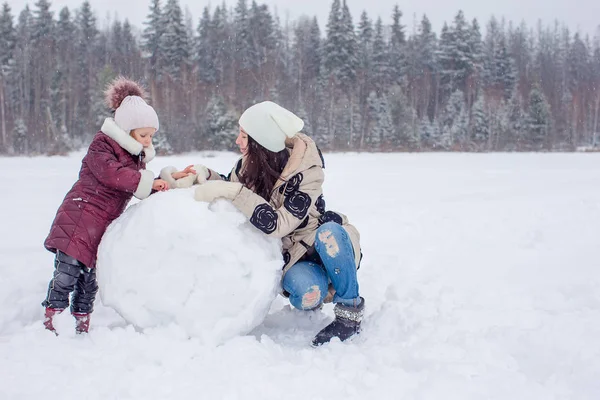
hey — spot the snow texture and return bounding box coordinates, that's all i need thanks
[97,188,283,344]
[0,151,599,400]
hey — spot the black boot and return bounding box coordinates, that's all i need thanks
[312,297,364,346]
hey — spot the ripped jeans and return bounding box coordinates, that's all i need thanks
[282,222,361,310]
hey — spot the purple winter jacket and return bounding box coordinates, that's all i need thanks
[44,118,156,268]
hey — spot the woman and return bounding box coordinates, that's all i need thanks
[168,101,364,346]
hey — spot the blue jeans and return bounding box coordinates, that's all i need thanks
[282,222,361,310]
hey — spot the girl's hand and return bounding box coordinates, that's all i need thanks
[171,165,197,180]
[153,179,170,192]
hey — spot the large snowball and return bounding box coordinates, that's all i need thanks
[97,188,283,344]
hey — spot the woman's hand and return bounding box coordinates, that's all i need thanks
[152,179,170,192]
[194,181,242,202]
[171,164,197,180]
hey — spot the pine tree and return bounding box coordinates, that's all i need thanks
[471,95,489,148]
[323,0,342,75]
[410,14,438,121]
[0,3,16,67]
[357,11,373,74]
[234,0,252,69]
[154,130,173,154]
[74,1,98,138]
[196,6,217,85]
[338,0,358,90]
[204,95,237,150]
[91,65,116,128]
[0,3,16,152]
[371,17,389,94]
[13,6,33,122]
[121,20,139,78]
[160,0,189,79]
[32,0,53,43]
[143,0,163,80]
[438,11,477,101]
[31,0,55,147]
[366,91,381,148]
[293,16,321,109]
[439,89,467,149]
[389,5,406,83]
[12,117,27,153]
[527,84,552,149]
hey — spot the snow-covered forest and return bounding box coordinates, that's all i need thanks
[0,0,599,154]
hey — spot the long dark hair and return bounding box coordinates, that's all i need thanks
[239,136,289,200]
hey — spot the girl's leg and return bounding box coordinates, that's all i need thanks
[313,222,361,307]
[282,261,329,311]
[42,251,82,310]
[71,267,98,314]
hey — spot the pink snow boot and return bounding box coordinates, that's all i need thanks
[43,307,64,333]
[73,313,91,334]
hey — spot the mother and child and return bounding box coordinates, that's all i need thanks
[42,77,365,346]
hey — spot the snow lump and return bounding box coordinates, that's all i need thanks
[97,188,283,344]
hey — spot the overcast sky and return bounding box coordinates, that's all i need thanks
[4,0,599,36]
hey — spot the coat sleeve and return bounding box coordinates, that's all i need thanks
[86,137,154,199]
[207,158,243,183]
[231,167,324,239]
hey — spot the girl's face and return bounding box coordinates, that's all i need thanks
[236,127,249,155]
[130,127,156,148]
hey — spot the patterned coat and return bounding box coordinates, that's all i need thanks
[44,118,156,268]
[209,133,361,274]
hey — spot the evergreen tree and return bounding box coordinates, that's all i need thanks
[121,20,139,77]
[74,1,98,138]
[0,3,16,67]
[204,95,237,150]
[527,84,552,149]
[12,117,27,153]
[471,95,489,148]
[338,0,358,90]
[160,0,189,79]
[196,6,217,85]
[0,3,16,152]
[389,5,406,83]
[439,11,477,100]
[143,0,163,79]
[371,17,389,94]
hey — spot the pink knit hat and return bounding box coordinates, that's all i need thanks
[105,77,159,133]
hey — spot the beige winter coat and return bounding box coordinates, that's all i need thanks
[209,133,362,275]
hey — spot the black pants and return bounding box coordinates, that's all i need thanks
[42,251,98,314]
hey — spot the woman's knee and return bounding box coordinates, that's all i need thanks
[315,222,349,259]
[283,262,329,311]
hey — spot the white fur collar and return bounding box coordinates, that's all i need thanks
[100,118,156,163]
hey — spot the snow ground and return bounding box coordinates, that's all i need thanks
[0,151,599,400]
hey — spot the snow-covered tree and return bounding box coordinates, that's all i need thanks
[527,84,552,149]
[204,95,237,150]
[12,117,27,153]
[143,0,163,79]
[0,3,16,67]
[471,95,489,148]
[160,0,189,79]
[389,5,406,83]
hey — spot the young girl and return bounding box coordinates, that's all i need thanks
[42,77,185,334]
[166,101,364,346]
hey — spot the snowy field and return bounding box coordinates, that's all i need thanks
[0,151,599,400]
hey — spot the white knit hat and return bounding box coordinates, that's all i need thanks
[239,101,304,152]
[114,95,160,133]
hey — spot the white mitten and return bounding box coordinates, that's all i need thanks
[159,166,178,187]
[193,164,210,184]
[194,181,242,203]
[175,164,210,188]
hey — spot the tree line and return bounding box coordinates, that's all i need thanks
[0,0,599,154]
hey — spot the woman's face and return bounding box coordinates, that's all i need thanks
[236,127,249,155]
[130,127,156,148]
